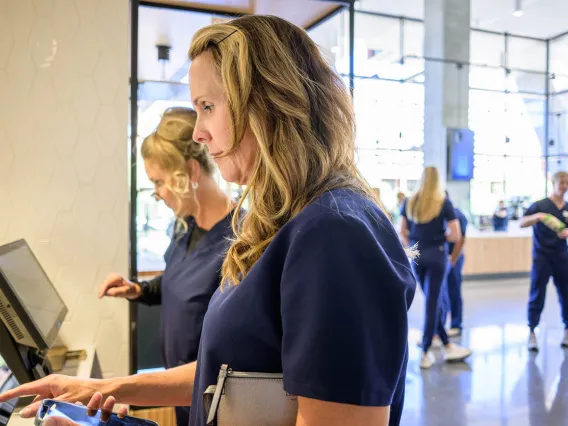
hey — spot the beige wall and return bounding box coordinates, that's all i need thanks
[0,0,130,377]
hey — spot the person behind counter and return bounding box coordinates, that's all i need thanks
[401,167,472,369]
[493,200,509,231]
[520,171,568,351]
[443,191,468,337]
[98,107,235,426]
[0,15,417,426]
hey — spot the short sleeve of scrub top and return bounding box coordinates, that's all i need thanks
[280,212,414,408]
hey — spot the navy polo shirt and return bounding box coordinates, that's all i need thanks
[189,189,416,426]
[524,198,568,256]
[401,198,456,250]
[448,208,468,254]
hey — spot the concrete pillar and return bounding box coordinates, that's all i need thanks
[423,0,471,211]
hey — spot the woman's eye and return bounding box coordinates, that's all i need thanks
[203,104,213,112]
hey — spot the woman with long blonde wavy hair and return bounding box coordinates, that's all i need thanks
[400,166,471,369]
[184,15,417,426]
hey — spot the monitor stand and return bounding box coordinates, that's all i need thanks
[0,323,51,406]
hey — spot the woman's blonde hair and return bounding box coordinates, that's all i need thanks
[189,15,382,286]
[141,107,215,231]
[407,166,445,224]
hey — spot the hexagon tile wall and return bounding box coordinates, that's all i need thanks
[0,0,130,378]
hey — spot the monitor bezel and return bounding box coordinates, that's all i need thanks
[0,239,67,351]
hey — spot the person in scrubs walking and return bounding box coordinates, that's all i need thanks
[98,107,235,426]
[520,171,568,351]
[401,167,472,369]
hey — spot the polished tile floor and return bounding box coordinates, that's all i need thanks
[402,278,568,426]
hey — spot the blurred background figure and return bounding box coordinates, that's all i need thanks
[401,166,472,369]
[520,171,568,352]
[493,200,509,231]
[444,191,468,337]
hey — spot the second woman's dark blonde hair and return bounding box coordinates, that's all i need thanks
[189,15,382,286]
[141,107,215,228]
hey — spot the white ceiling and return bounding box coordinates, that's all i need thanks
[357,0,568,39]
[146,0,344,28]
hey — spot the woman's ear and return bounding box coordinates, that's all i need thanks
[187,159,201,185]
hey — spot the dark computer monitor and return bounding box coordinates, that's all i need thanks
[0,239,67,351]
[0,354,18,426]
[0,239,68,387]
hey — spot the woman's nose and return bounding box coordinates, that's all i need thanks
[193,120,209,145]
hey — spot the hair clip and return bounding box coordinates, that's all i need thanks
[215,29,238,45]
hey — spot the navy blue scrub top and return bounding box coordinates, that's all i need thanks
[189,189,416,426]
[159,213,234,369]
[524,198,568,256]
[448,207,468,254]
[401,198,456,249]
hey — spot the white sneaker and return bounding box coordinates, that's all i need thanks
[561,330,568,348]
[443,343,472,362]
[420,351,435,369]
[447,328,462,337]
[528,331,539,352]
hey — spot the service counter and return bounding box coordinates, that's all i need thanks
[463,221,532,279]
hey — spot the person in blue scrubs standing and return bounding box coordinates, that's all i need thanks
[520,171,568,351]
[493,201,509,231]
[444,192,468,337]
[400,167,472,369]
[1,17,414,426]
[98,107,235,426]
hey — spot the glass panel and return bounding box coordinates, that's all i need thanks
[469,66,506,92]
[138,6,214,82]
[507,37,547,73]
[353,78,424,150]
[550,35,568,93]
[402,20,424,58]
[308,10,349,72]
[470,31,504,68]
[469,88,546,214]
[549,92,568,156]
[136,7,243,273]
[353,75,424,216]
[354,13,401,78]
[510,70,546,95]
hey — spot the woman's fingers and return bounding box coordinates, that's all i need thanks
[117,405,128,419]
[86,392,104,417]
[99,396,116,423]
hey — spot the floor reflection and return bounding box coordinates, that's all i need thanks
[402,323,568,425]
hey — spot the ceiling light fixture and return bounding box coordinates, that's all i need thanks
[513,0,523,17]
